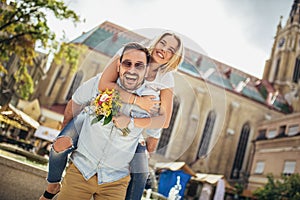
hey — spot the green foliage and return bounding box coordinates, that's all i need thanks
[0,63,8,84]
[53,42,87,73]
[234,183,244,195]
[253,174,300,200]
[0,63,8,74]
[13,66,34,100]
[0,0,81,99]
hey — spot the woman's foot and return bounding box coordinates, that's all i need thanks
[39,183,60,200]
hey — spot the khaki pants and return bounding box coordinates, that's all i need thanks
[57,163,130,200]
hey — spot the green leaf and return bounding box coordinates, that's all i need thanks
[91,115,104,125]
[103,114,112,125]
[98,115,104,121]
[91,117,99,125]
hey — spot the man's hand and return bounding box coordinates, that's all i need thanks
[112,113,130,129]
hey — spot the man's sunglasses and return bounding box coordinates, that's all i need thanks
[121,60,146,70]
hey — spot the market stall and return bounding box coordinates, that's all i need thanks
[150,162,233,200]
[0,104,39,151]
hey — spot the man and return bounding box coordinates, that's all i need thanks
[57,42,156,200]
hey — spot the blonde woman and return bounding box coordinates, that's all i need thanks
[99,31,184,200]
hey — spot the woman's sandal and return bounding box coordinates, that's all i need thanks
[42,190,59,199]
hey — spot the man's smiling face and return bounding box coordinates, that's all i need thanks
[118,49,148,91]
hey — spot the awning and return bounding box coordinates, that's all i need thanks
[155,162,196,176]
[0,114,28,131]
[0,104,39,130]
[192,173,224,185]
[8,104,39,129]
[155,162,234,190]
[34,125,60,142]
[191,173,235,191]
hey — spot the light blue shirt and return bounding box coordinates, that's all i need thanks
[71,73,160,184]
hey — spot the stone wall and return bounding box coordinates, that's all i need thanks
[0,154,48,200]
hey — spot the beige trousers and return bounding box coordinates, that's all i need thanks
[57,163,130,200]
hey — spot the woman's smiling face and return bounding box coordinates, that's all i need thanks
[151,34,179,65]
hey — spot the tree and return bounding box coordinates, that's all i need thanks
[53,42,86,73]
[253,174,300,200]
[0,0,81,100]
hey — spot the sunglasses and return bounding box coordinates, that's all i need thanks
[121,60,146,70]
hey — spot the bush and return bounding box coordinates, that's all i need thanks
[253,174,300,200]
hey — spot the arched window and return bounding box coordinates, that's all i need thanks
[230,122,251,179]
[274,58,280,80]
[157,96,180,156]
[47,67,62,97]
[66,71,84,100]
[292,56,300,83]
[197,110,216,158]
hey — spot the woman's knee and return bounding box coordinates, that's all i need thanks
[52,136,73,153]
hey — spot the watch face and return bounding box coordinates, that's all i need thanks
[278,37,285,47]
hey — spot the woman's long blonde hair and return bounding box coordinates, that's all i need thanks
[147,31,184,73]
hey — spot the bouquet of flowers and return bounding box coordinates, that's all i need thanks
[90,89,130,136]
[91,89,121,125]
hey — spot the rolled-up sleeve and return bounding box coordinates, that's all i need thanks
[72,73,102,105]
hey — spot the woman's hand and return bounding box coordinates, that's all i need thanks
[136,95,161,114]
[112,113,130,129]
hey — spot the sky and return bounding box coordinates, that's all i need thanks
[48,0,293,78]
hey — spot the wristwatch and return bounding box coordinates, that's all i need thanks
[128,117,135,130]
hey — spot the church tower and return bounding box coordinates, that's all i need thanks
[263,0,300,112]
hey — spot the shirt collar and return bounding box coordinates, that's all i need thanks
[117,78,146,96]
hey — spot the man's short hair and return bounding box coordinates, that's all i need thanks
[120,42,151,65]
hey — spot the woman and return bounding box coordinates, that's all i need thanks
[40,31,184,200]
[100,31,184,200]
